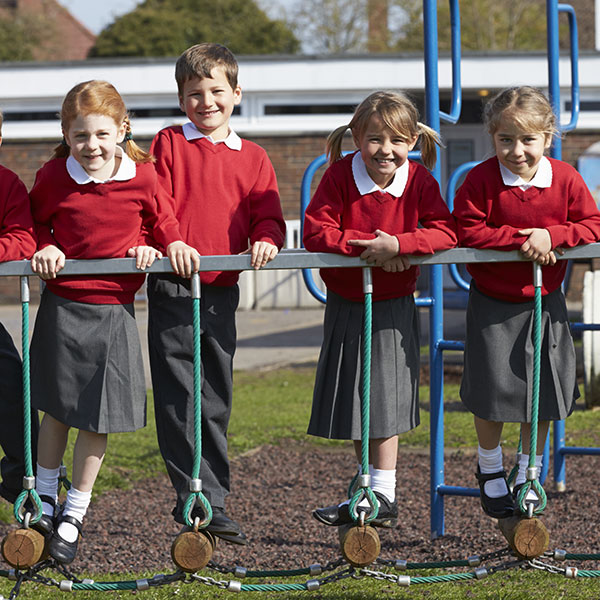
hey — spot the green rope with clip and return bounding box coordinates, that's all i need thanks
[348,268,378,525]
[516,264,547,516]
[182,272,212,528]
[13,277,42,526]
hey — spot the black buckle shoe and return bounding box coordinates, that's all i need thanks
[31,495,55,543]
[49,515,82,565]
[313,491,398,528]
[475,467,515,519]
[191,507,248,546]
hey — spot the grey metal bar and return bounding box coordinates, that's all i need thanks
[2,245,600,277]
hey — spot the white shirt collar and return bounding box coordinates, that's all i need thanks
[182,121,242,151]
[352,151,409,197]
[66,146,136,184]
[499,156,553,190]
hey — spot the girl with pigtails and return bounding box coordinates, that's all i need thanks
[303,91,457,528]
[28,80,174,564]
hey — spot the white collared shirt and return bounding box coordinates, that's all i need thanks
[352,151,409,197]
[66,146,136,184]
[499,156,553,190]
[182,122,242,151]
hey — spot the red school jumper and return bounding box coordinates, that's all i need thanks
[151,127,286,286]
[29,158,170,304]
[453,157,600,302]
[0,165,36,260]
[303,153,457,302]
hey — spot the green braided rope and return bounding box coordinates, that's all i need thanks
[517,283,547,515]
[564,553,600,561]
[246,568,315,578]
[183,289,212,528]
[349,278,378,524]
[411,572,478,584]
[574,570,600,578]
[240,583,310,591]
[72,581,138,591]
[14,280,42,525]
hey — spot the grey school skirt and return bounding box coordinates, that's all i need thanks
[30,289,146,434]
[460,284,579,422]
[307,291,420,440]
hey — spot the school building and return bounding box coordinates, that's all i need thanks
[1,52,600,306]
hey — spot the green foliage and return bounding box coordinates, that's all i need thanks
[394,0,548,52]
[89,0,300,58]
[0,18,33,61]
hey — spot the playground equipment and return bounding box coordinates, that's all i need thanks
[2,0,600,594]
[0,247,599,598]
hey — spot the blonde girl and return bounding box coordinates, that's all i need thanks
[29,80,171,564]
[303,91,457,527]
[453,86,600,518]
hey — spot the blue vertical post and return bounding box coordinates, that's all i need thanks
[547,0,566,489]
[423,0,445,539]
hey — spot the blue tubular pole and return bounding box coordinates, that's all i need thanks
[558,4,580,132]
[300,154,328,304]
[547,0,581,491]
[423,0,446,540]
[439,0,462,124]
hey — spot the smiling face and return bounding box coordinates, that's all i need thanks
[353,114,417,188]
[492,112,552,182]
[64,113,126,181]
[179,67,242,141]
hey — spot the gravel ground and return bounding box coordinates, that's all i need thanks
[2,442,598,575]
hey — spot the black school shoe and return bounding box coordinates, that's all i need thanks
[190,506,248,546]
[475,466,515,519]
[49,514,82,565]
[313,491,398,528]
[31,495,56,544]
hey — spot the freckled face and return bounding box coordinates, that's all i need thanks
[179,68,242,141]
[354,114,417,188]
[493,113,552,182]
[64,113,126,181]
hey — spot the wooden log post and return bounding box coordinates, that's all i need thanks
[338,524,381,567]
[171,530,216,573]
[497,516,549,559]
[1,529,46,569]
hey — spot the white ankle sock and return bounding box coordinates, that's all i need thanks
[515,454,543,502]
[35,464,59,516]
[58,487,91,543]
[478,445,508,498]
[371,468,396,503]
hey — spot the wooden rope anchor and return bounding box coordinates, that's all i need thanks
[171,517,216,573]
[1,517,47,569]
[338,523,381,567]
[497,515,549,560]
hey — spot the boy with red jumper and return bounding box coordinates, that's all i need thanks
[150,43,285,544]
[0,110,39,506]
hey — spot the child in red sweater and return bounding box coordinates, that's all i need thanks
[303,91,456,527]
[0,110,39,506]
[29,81,169,564]
[149,43,285,544]
[453,86,600,518]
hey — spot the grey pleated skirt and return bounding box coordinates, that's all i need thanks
[461,284,579,422]
[307,291,420,440]
[30,289,146,434]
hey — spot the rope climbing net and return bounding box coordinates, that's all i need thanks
[0,247,599,598]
